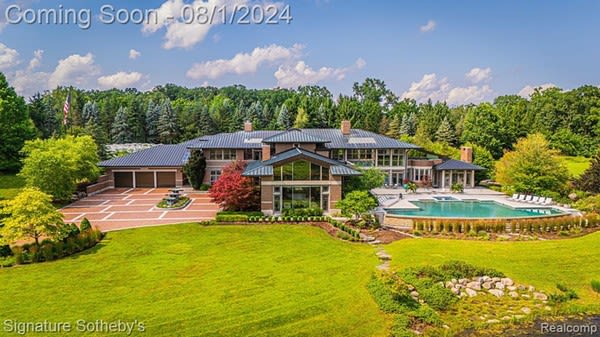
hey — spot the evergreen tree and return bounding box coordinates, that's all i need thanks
[379,115,390,135]
[195,104,214,137]
[111,106,133,143]
[145,101,160,143]
[576,149,600,193]
[277,103,292,129]
[399,111,417,136]
[158,99,180,144]
[386,114,401,139]
[28,93,57,139]
[0,73,36,171]
[435,117,457,145]
[183,150,206,190]
[293,107,309,128]
[81,101,100,126]
[315,103,328,128]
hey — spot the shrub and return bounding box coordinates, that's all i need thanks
[419,284,457,311]
[0,244,13,257]
[199,184,211,191]
[549,284,579,303]
[282,208,323,217]
[217,211,264,217]
[41,243,55,261]
[215,214,249,223]
[411,304,442,326]
[451,183,464,193]
[80,218,92,232]
[0,256,15,268]
[591,280,600,294]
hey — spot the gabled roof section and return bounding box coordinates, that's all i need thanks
[99,144,190,168]
[262,129,330,144]
[300,129,420,149]
[187,131,280,149]
[330,165,362,176]
[434,159,485,171]
[264,147,340,166]
[242,161,273,177]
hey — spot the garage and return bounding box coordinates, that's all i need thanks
[156,172,176,187]
[135,172,155,188]
[114,172,134,188]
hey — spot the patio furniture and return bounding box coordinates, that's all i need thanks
[510,193,519,200]
[517,195,526,201]
[536,197,547,204]
[543,198,553,205]
[524,195,533,202]
[529,196,540,204]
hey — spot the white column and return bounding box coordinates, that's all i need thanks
[449,171,453,188]
[463,170,467,186]
[471,170,475,188]
[442,170,446,189]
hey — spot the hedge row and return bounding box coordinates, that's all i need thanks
[246,215,329,223]
[327,217,361,240]
[412,213,600,234]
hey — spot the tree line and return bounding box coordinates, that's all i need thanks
[1,73,599,171]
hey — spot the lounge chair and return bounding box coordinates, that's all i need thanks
[510,194,519,200]
[536,197,547,205]
[524,195,533,202]
[530,196,540,203]
[517,194,526,202]
[543,198,553,205]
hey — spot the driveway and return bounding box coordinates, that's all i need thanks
[61,188,220,231]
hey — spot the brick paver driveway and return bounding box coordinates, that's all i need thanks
[61,188,220,231]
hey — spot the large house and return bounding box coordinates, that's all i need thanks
[99,120,483,215]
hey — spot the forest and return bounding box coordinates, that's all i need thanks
[1,74,599,172]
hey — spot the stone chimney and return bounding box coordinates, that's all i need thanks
[460,146,473,163]
[244,121,253,132]
[262,144,271,161]
[341,120,351,135]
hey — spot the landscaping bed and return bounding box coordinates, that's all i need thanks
[156,196,191,209]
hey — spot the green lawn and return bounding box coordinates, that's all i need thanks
[0,225,388,337]
[385,232,600,310]
[0,173,24,200]
[558,155,592,177]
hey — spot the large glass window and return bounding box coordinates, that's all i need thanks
[347,149,372,161]
[392,149,404,167]
[378,149,390,166]
[273,161,329,181]
[331,149,344,160]
[279,186,328,212]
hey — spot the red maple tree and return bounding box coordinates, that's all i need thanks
[209,160,260,211]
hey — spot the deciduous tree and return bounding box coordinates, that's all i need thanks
[336,191,378,220]
[209,160,260,211]
[575,148,600,193]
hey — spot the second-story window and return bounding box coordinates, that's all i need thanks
[347,149,372,161]
[208,149,237,160]
[331,149,344,160]
[377,149,390,166]
[392,149,404,167]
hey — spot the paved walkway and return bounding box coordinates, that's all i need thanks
[60,188,220,232]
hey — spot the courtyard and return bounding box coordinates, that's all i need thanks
[60,188,220,231]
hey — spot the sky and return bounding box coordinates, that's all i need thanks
[1,0,599,104]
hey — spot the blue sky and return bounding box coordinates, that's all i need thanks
[1,0,599,103]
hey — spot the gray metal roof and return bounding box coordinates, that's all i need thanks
[262,129,330,144]
[242,147,361,177]
[187,128,419,150]
[330,165,362,176]
[99,144,190,167]
[434,159,485,171]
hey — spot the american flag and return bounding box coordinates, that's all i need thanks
[63,93,70,126]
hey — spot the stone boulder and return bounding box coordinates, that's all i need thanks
[482,281,493,289]
[509,291,519,299]
[466,281,482,290]
[533,292,548,301]
[501,278,514,286]
[495,282,505,290]
[465,288,478,297]
[489,289,504,298]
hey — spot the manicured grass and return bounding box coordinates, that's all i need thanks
[385,232,600,310]
[558,155,591,177]
[0,225,388,337]
[0,173,24,200]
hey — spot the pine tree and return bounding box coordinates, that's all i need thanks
[379,115,390,135]
[157,99,180,144]
[386,114,401,139]
[293,107,309,128]
[183,150,206,190]
[277,103,291,129]
[435,117,457,145]
[315,103,328,128]
[28,93,57,139]
[399,111,417,136]
[0,73,36,171]
[195,104,214,137]
[145,101,160,143]
[81,101,100,126]
[111,106,133,143]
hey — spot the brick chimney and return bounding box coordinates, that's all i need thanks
[262,144,271,161]
[460,146,473,163]
[341,120,351,135]
[244,121,253,132]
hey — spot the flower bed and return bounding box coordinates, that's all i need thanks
[156,196,191,209]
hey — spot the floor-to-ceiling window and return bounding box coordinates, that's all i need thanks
[274,186,329,212]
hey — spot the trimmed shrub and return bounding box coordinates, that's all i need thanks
[216,214,249,223]
[0,245,13,257]
[80,218,92,232]
[217,211,263,217]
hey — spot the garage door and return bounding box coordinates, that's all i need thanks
[156,172,176,187]
[135,172,155,188]
[114,172,133,188]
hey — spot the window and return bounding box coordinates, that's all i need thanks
[244,149,262,161]
[279,186,329,212]
[331,149,344,160]
[347,149,372,161]
[377,149,390,166]
[274,161,328,181]
[210,170,221,184]
[208,149,237,161]
[392,149,404,167]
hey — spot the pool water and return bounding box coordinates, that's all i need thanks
[386,200,565,218]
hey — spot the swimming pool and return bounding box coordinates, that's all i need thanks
[386,200,565,219]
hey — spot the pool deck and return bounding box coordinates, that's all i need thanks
[371,187,578,214]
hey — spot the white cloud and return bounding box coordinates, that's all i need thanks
[187,44,303,80]
[518,83,557,98]
[98,71,144,89]
[274,58,366,88]
[465,67,492,84]
[144,0,269,49]
[129,49,141,60]
[0,43,19,70]
[48,53,100,89]
[27,49,43,71]
[420,20,436,33]
[401,72,493,105]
